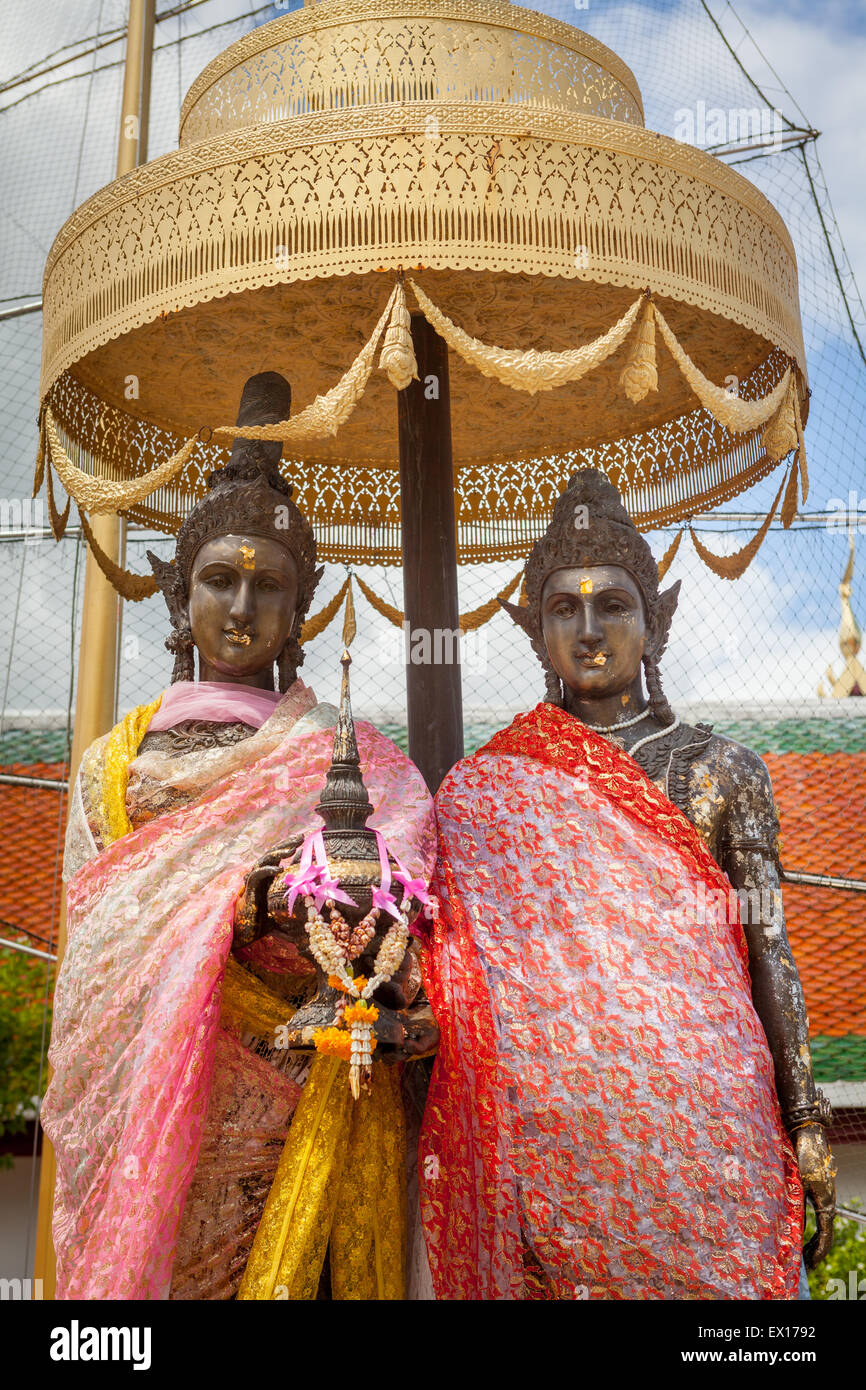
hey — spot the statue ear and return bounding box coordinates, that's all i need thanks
[147,551,188,630]
[647,580,681,661]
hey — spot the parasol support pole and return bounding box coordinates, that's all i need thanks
[32,0,156,1300]
[397,312,464,793]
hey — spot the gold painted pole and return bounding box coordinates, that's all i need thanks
[32,0,156,1299]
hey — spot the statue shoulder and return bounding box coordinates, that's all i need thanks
[695,729,775,798]
[692,729,780,856]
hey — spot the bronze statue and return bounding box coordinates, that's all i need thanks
[419,468,833,1301]
[43,372,436,1300]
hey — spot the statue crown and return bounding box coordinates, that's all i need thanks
[150,371,321,612]
[147,372,323,684]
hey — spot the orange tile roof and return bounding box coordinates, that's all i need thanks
[0,763,66,951]
[764,752,866,1039]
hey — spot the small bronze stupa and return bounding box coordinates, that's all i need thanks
[267,644,423,1050]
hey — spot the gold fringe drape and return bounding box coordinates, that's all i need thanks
[409,278,646,393]
[41,278,805,533]
[45,408,198,516]
[78,507,158,601]
[653,303,793,438]
[40,275,808,593]
[353,573,403,628]
[300,576,351,644]
[354,568,524,632]
[213,284,400,446]
[656,528,684,581]
[46,458,71,541]
[688,469,789,580]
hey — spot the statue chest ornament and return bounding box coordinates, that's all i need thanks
[139,719,258,755]
[584,712,717,830]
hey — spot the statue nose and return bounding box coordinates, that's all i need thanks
[575,604,604,644]
[228,581,255,623]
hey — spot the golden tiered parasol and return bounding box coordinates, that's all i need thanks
[38,0,808,573]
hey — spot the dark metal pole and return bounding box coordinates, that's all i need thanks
[397,312,464,793]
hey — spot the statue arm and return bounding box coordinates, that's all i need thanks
[721,753,836,1266]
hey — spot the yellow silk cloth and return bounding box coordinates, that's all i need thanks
[90,697,283,1037]
[238,1054,407,1300]
[96,696,163,846]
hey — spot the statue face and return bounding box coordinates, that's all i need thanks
[188,533,298,683]
[541,564,647,700]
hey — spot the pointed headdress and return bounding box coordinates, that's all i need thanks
[148,371,323,687]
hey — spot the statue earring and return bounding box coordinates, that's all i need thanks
[277,633,304,693]
[166,623,195,683]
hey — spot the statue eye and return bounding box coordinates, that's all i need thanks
[205,573,232,590]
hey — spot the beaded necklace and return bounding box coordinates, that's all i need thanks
[580,706,681,758]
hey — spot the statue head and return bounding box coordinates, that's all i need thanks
[502,469,680,724]
[148,372,323,690]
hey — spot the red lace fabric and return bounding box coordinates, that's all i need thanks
[420,704,802,1300]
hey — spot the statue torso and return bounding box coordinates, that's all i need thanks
[605,719,780,874]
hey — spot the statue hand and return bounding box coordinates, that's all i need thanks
[388,1001,440,1060]
[233,839,303,948]
[368,940,423,1011]
[795,1126,836,1268]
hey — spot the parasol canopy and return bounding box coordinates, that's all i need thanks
[38,0,809,564]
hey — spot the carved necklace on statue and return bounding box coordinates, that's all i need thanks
[582,707,715,817]
[580,707,687,800]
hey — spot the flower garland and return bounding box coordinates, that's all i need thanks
[281,828,426,1099]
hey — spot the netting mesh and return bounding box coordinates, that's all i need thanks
[1,0,864,1235]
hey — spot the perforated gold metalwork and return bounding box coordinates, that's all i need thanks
[178,0,644,146]
[37,0,810,562]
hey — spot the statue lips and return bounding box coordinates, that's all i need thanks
[223,626,254,647]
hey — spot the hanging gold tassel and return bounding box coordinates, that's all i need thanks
[619,300,658,403]
[793,386,809,503]
[342,574,357,647]
[32,414,45,499]
[300,576,350,644]
[78,508,158,601]
[780,450,800,529]
[689,471,788,580]
[656,528,683,581]
[761,375,799,463]
[378,280,418,392]
[45,462,71,541]
[353,573,404,628]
